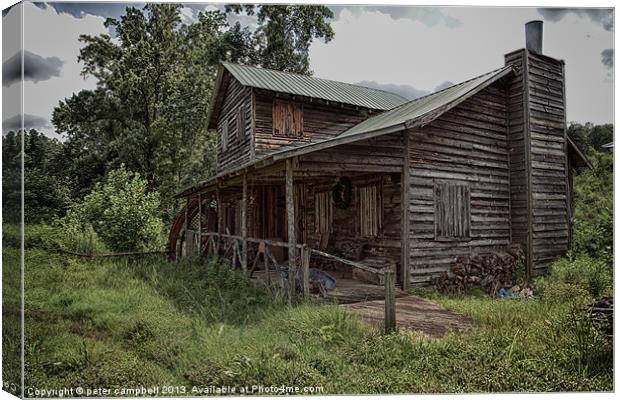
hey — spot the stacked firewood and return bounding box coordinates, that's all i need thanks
[433,247,521,295]
[589,296,613,339]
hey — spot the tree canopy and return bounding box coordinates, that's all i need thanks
[52,4,334,219]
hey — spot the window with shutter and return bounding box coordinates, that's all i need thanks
[434,183,471,240]
[273,100,303,137]
[358,184,383,238]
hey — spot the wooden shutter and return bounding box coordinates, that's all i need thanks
[314,191,333,236]
[237,105,246,141]
[273,100,303,137]
[434,183,471,240]
[358,184,382,238]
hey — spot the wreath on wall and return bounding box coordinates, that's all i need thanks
[332,177,353,209]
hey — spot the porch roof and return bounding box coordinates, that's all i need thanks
[176,65,518,198]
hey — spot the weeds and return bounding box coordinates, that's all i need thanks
[7,224,613,394]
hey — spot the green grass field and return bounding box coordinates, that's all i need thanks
[3,226,613,395]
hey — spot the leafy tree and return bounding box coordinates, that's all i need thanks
[570,150,613,266]
[52,4,334,220]
[226,5,334,74]
[567,122,614,153]
[66,165,165,252]
[2,130,71,223]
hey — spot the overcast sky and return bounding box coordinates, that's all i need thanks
[2,2,614,138]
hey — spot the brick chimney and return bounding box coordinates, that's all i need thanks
[504,21,570,278]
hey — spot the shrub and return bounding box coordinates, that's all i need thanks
[52,219,109,255]
[536,254,612,300]
[64,165,165,252]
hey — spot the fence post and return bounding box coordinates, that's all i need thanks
[384,270,396,334]
[301,245,310,298]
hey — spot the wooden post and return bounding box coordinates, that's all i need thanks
[197,192,202,256]
[264,244,271,285]
[384,270,396,334]
[285,159,296,302]
[401,131,411,291]
[241,173,248,272]
[184,197,189,258]
[216,187,222,255]
[301,245,310,298]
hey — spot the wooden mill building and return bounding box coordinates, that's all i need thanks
[171,21,589,290]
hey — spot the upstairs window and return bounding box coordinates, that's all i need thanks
[237,105,246,141]
[273,100,303,137]
[434,183,471,240]
[221,118,229,151]
[358,184,383,238]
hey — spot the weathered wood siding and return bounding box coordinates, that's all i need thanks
[253,89,375,155]
[216,78,253,173]
[527,52,570,275]
[300,135,404,275]
[505,49,569,276]
[505,50,529,253]
[408,84,512,285]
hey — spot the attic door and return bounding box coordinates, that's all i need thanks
[434,183,471,240]
[273,100,303,137]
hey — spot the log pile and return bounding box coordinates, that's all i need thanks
[589,296,613,339]
[432,246,522,295]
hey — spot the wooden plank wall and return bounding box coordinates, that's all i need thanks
[504,50,530,259]
[505,49,570,276]
[408,84,512,285]
[253,89,375,155]
[526,52,570,275]
[216,77,253,172]
[300,135,405,273]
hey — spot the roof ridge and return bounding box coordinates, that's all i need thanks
[220,61,408,101]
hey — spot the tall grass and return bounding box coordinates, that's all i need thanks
[12,224,613,394]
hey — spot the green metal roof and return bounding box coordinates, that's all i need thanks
[334,65,514,141]
[266,65,515,161]
[177,65,515,198]
[222,62,408,110]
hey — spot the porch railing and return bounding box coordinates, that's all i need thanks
[189,230,396,333]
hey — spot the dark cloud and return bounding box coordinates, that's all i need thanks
[40,2,143,20]
[434,81,455,91]
[537,8,614,31]
[3,50,64,87]
[601,49,613,69]
[331,6,462,28]
[2,2,20,17]
[2,114,50,133]
[356,80,430,100]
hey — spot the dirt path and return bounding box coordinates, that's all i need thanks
[343,295,478,338]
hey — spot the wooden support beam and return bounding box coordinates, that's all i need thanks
[216,188,222,255]
[384,270,396,334]
[523,50,534,280]
[241,173,248,272]
[286,158,296,302]
[401,131,411,291]
[301,245,310,298]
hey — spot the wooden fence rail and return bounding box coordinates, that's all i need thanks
[195,230,396,333]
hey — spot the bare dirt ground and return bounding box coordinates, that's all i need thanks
[343,295,479,338]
